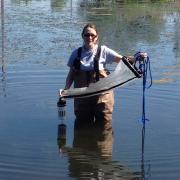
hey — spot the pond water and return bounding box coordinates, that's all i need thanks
[0,0,180,179]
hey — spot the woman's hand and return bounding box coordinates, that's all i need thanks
[140,52,148,58]
[59,89,66,97]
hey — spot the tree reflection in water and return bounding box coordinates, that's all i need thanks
[0,0,6,97]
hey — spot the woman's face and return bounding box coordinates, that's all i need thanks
[82,27,98,49]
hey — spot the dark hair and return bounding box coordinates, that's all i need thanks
[81,23,99,37]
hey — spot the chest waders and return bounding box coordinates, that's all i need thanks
[73,46,114,130]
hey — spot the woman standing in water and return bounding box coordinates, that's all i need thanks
[61,23,145,129]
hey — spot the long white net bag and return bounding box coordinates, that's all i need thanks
[60,57,141,99]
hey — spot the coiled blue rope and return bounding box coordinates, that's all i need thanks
[134,52,152,125]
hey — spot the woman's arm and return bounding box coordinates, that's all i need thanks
[114,54,123,63]
[64,67,74,90]
[114,54,135,64]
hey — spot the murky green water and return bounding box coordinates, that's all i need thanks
[0,0,180,179]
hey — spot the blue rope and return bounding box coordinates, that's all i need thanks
[134,52,152,178]
[134,52,152,125]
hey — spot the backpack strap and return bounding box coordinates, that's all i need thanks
[73,47,82,70]
[94,46,101,81]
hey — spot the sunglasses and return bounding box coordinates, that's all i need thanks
[84,33,97,38]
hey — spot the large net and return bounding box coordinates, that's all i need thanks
[60,57,141,99]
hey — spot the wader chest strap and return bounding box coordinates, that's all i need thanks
[94,46,101,81]
[73,47,82,70]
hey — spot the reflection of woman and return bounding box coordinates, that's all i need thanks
[61,23,146,128]
[73,125,114,157]
[62,124,139,179]
[68,125,114,179]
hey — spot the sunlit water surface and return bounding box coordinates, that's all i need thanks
[0,0,180,179]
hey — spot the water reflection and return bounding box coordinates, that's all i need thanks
[57,119,141,179]
[78,0,167,53]
[11,0,32,6]
[51,0,67,12]
[141,125,151,180]
[173,15,180,58]
[56,97,151,179]
[57,97,67,153]
[1,0,180,179]
[57,123,67,154]
[68,124,114,179]
[5,0,179,70]
[1,0,4,71]
[0,0,6,97]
